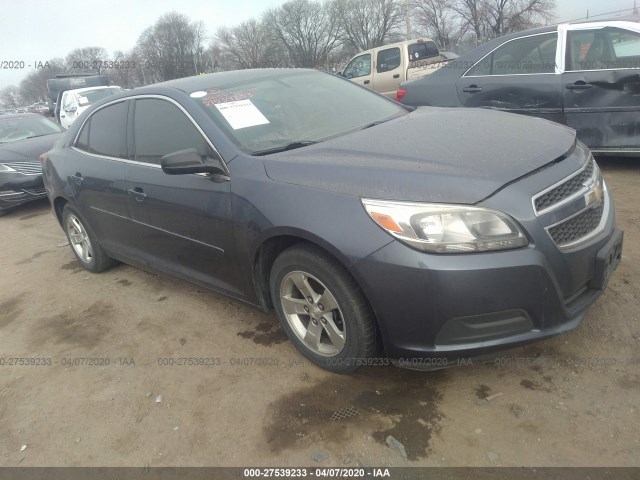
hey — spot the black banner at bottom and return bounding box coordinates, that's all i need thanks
[0,468,638,480]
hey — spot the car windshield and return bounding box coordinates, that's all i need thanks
[0,115,63,143]
[76,87,123,106]
[193,70,408,155]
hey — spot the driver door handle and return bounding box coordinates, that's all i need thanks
[127,187,147,202]
[363,80,370,85]
[393,74,400,78]
[70,173,83,185]
[566,81,592,90]
[462,85,483,93]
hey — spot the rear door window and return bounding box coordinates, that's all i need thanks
[567,27,640,71]
[377,47,401,72]
[74,101,128,158]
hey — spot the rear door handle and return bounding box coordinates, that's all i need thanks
[393,74,400,79]
[70,173,83,185]
[566,81,592,90]
[462,85,483,93]
[363,80,370,85]
[127,187,147,202]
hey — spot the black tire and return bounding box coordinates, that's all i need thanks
[62,205,116,273]
[270,244,378,373]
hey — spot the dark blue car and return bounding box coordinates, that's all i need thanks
[42,69,622,372]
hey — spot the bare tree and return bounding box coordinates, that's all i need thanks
[18,58,66,104]
[107,50,145,89]
[453,0,555,44]
[264,0,342,68]
[136,12,206,82]
[0,86,23,109]
[65,47,109,74]
[336,0,405,52]
[489,0,555,34]
[413,0,466,49]
[453,0,490,42]
[217,19,271,68]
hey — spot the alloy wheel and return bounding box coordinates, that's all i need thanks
[66,214,93,264]
[279,270,346,357]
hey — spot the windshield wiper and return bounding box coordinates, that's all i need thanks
[253,140,319,156]
[25,134,51,139]
[361,121,385,130]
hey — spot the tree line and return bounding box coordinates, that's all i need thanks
[0,0,554,108]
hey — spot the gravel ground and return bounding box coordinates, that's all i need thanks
[0,157,638,467]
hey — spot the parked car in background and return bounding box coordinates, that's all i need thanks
[398,16,640,156]
[43,69,622,372]
[29,103,51,116]
[59,86,124,129]
[46,74,110,123]
[340,38,445,97]
[0,114,64,215]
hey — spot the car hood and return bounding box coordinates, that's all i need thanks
[264,107,576,204]
[0,132,64,162]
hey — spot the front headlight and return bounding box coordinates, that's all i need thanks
[0,163,16,172]
[362,199,528,253]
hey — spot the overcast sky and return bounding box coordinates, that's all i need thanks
[0,0,637,90]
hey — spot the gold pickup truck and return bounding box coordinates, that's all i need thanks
[340,38,446,98]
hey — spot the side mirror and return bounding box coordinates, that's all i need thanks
[161,148,226,176]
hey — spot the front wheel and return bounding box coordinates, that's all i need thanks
[62,205,116,273]
[270,244,378,373]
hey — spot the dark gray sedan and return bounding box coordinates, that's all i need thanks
[42,69,622,372]
[399,16,640,156]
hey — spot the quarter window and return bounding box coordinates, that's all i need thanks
[133,99,209,165]
[377,47,401,73]
[408,41,439,61]
[567,27,640,71]
[74,101,128,158]
[467,33,557,76]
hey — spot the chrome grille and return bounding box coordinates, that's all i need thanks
[548,203,604,246]
[4,162,42,175]
[534,158,595,213]
[23,186,46,196]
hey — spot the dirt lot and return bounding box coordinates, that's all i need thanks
[0,157,639,467]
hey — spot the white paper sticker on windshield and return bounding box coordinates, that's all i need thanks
[214,99,269,130]
[190,91,207,98]
[77,96,89,104]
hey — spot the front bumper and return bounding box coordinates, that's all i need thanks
[353,187,621,365]
[0,172,46,210]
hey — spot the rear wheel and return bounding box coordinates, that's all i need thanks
[62,205,116,273]
[270,244,378,373]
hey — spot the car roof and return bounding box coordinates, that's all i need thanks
[472,15,640,45]
[65,85,122,95]
[563,14,640,25]
[149,68,319,93]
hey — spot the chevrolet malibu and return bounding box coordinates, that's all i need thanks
[42,69,623,373]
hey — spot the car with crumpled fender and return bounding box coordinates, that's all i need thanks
[398,16,640,156]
